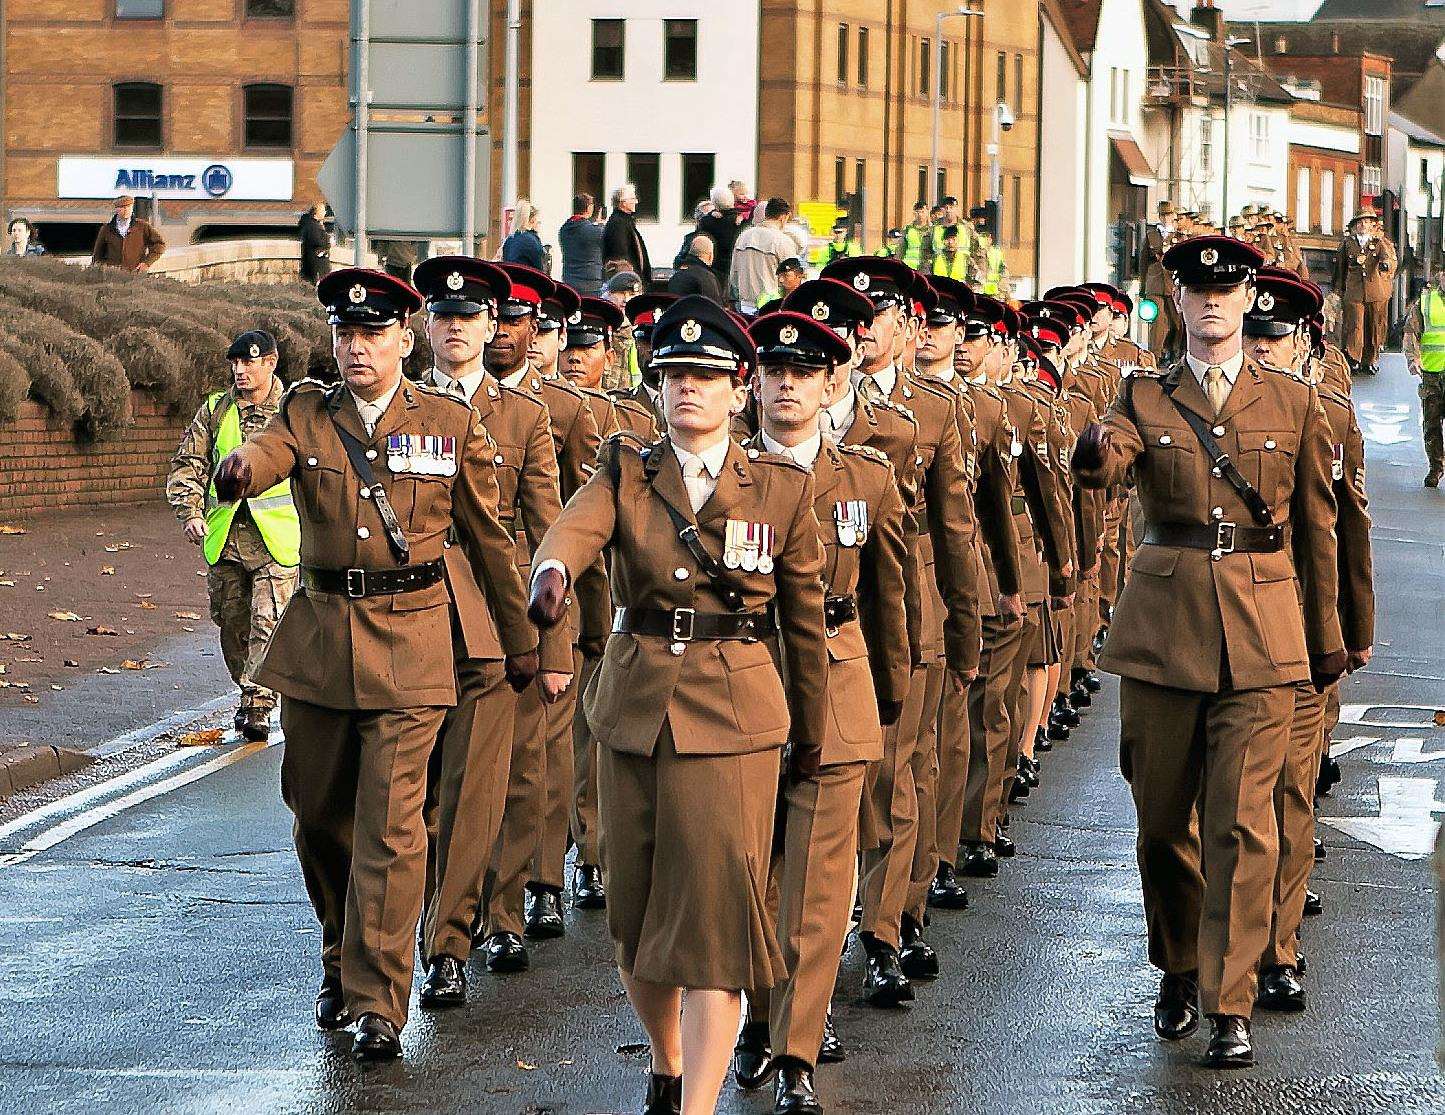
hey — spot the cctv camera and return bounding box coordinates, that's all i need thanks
[997,102,1015,131]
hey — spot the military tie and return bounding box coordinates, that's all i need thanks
[858,376,885,405]
[1204,365,1229,417]
[681,457,710,514]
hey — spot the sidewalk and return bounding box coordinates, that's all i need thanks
[0,501,233,794]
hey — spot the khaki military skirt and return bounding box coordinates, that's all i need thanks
[1027,595,1062,667]
[597,718,784,991]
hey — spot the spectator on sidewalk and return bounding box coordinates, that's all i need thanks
[729,179,757,224]
[729,197,803,312]
[559,192,605,294]
[603,183,652,284]
[502,199,547,271]
[91,194,165,272]
[6,217,45,257]
[165,330,300,743]
[298,203,331,284]
[696,185,744,287]
[667,233,724,303]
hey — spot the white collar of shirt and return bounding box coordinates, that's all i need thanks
[931,366,956,383]
[1186,350,1244,388]
[349,378,401,434]
[673,437,729,480]
[114,216,131,236]
[432,366,486,403]
[500,366,529,390]
[854,363,897,399]
[644,384,661,406]
[822,384,858,441]
[759,429,821,469]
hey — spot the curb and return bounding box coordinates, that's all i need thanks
[0,745,92,799]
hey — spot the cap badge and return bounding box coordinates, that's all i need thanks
[1030,325,1040,339]
[248,343,261,358]
[1256,292,1275,312]
[1200,248,1219,266]
[348,283,367,304]
[680,320,702,343]
[446,271,465,291]
[852,273,871,292]
[779,324,799,345]
[810,301,830,322]
[569,310,582,325]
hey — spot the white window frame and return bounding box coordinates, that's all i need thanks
[1343,172,1357,216]
[1320,170,1335,236]
[1200,114,1214,178]
[1249,112,1269,162]
[1296,167,1310,232]
[1364,76,1385,136]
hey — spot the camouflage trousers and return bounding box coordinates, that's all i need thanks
[207,523,298,712]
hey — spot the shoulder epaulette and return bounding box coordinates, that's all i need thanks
[410,379,473,411]
[911,376,959,405]
[604,429,651,450]
[838,441,892,469]
[501,382,548,413]
[544,375,584,398]
[280,377,327,415]
[873,398,918,425]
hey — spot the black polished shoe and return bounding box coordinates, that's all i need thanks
[1068,684,1092,709]
[239,706,270,742]
[861,934,914,1007]
[899,914,939,980]
[999,811,1010,831]
[1203,1014,1254,1069]
[1257,964,1306,1012]
[1019,754,1040,787]
[483,930,530,973]
[352,1013,402,1061]
[1317,754,1342,797]
[1313,835,1327,861]
[572,863,607,909]
[733,1020,775,1089]
[927,862,969,910]
[1008,778,1030,803]
[1296,947,1308,975]
[1045,717,1071,742]
[1303,889,1322,917]
[232,707,246,732]
[1081,670,1102,693]
[956,841,999,878]
[643,1071,683,1115]
[993,826,1016,859]
[1053,696,1081,728]
[817,1007,845,1064]
[418,955,467,1008]
[774,1057,823,1114]
[1427,468,1443,489]
[314,977,350,1031]
[524,885,565,939]
[1153,971,1200,1041]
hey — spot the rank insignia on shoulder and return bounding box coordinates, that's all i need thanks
[834,500,869,547]
[724,519,775,574]
[387,433,457,477]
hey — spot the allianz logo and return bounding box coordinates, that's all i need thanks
[113,164,234,197]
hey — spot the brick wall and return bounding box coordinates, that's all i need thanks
[0,392,183,515]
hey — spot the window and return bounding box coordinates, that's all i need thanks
[1248,112,1269,162]
[627,153,660,220]
[1363,163,1381,196]
[245,0,294,16]
[858,27,869,87]
[1320,170,1335,236]
[1423,158,1433,191]
[918,165,929,207]
[113,82,162,148]
[939,42,950,100]
[837,24,849,84]
[936,167,946,206]
[680,153,714,220]
[1015,53,1024,114]
[116,0,163,17]
[591,19,624,80]
[1109,68,1119,122]
[855,158,866,196]
[834,157,847,206]
[663,19,697,81]
[243,84,293,148]
[1364,75,1386,135]
[996,51,1007,106]
[1010,174,1022,248]
[1343,172,1357,214]
[1121,70,1130,124]
[920,38,931,98]
[573,153,605,209]
[1200,114,1214,178]
[1295,167,1310,232]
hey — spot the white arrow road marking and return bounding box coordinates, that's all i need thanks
[1337,704,1445,731]
[1329,735,1379,759]
[1319,776,1445,860]
[1391,737,1445,764]
[1358,402,1413,447]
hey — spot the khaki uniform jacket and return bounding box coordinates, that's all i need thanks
[1100,338,1157,375]
[614,382,665,433]
[1318,385,1375,653]
[1139,225,1175,298]
[962,381,1025,603]
[1319,344,1353,396]
[233,379,533,708]
[1074,360,1344,692]
[534,436,829,758]
[611,392,659,440]
[424,368,572,670]
[1061,387,1104,574]
[1001,381,1074,599]
[1334,235,1397,304]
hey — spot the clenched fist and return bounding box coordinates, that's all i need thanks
[1071,423,1111,472]
[528,566,568,629]
[213,451,252,502]
[1310,650,1348,694]
[877,699,904,728]
[504,649,540,693]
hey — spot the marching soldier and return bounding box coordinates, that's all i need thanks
[167,329,300,742]
[211,267,537,1059]
[1071,236,1344,1068]
[567,296,655,442]
[1332,207,1397,377]
[528,295,828,1115]
[1139,201,1182,362]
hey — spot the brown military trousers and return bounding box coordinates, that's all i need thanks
[570,653,605,867]
[1266,683,1329,968]
[1341,299,1389,371]
[904,664,948,921]
[485,682,548,936]
[533,645,583,893]
[960,612,1027,846]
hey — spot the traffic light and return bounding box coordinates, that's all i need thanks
[1137,297,1160,324]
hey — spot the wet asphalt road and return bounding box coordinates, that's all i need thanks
[0,359,1442,1114]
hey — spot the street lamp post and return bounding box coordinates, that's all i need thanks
[1220,35,1250,222]
[930,7,983,207]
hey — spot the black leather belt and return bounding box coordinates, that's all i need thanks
[1143,522,1285,555]
[612,606,775,642]
[1010,494,1029,515]
[303,558,446,598]
[824,594,858,627]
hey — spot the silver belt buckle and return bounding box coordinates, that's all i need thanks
[346,568,366,598]
[671,608,696,642]
[1214,521,1237,558]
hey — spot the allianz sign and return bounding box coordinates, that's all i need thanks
[113,164,234,198]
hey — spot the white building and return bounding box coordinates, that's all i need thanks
[1388,110,1445,266]
[528,2,759,270]
[1036,10,1088,290]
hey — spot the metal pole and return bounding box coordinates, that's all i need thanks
[462,0,480,255]
[931,13,944,206]
[500,0,521,239]
[1221,48,1231,222]
[352,0,370,265]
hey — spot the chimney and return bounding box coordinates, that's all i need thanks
[1190,0,1225,42]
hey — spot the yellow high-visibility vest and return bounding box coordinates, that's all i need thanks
[1420,289,1445,373]
[981,246,1006,295]
[932,249,969,280]
[902,224,929,269]
[203,391,300,566]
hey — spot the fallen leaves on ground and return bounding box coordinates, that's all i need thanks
[0,679,30,689]
[0,524,27,535]
[47,611,82,622]
[138,600,158,610]
[97,667,119,674]
[101,542,133,553]
[178,728,224,747]
[63,659,79,667]
[100,566,116,576]
[120,659,166,670]
[1,632,31,641]
[515,1060,537,1071]
[0,581,14,588]
[173,611,201,620]
[86,625,120,636]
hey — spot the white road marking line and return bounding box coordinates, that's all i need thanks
[1319,776,1445,860]
[1338,704,1445,732]
[0,740,275,869]
[87,692,240,758]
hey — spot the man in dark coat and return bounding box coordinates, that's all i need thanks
[666,235,723,303]
[559,193,605,294]
[91,194,165,272]
[602,184,651,284]
[696,186,744,286]
[298,203,332,284]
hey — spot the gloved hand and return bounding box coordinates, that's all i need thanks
[578,637,607,660]
[1071,423,1111,472]
[877,699,904,727]
[995,592,1025,622]
[528,567,568,629]
[504,649,540,693]
[1345,646,1372,673]
[787,741,821,785]
[213,451,252,502]
[1310,650,1348,693]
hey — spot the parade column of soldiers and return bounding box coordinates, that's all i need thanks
[193,194,1374,1107]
